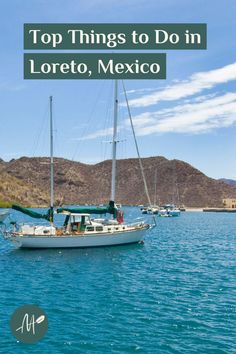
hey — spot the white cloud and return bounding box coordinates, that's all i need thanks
[72,63,236,141]
[74,127,114,141]
[127,62,236,107]
[0,81,26,92]
[74,92,236,140]
[130,92,236,135]
[124,87,158,95]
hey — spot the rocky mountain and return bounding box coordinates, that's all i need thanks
[1,156,236,207]
[218,178,236,187]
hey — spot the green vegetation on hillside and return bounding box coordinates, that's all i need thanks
[0,200,12,208]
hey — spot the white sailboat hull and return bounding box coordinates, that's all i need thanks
[8,227,148,249]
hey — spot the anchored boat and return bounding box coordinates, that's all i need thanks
[141,206,159,215]
[158,204,181,217]
[3,82,153,248]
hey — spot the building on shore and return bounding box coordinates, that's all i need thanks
[222,199,236,208]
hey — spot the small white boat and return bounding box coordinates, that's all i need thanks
[141,207,148,214]
[141,206,159,215]
[158,204,180,217]
[140,168,159,215]
[115,203,122,209]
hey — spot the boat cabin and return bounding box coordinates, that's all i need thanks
[63,213,91,232]
[60,212,127,234]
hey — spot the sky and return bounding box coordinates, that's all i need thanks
[0,0,236,179]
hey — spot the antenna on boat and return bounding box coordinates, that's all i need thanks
[122,81,152,207]
[49,95,54,223]
[111,80,118,202]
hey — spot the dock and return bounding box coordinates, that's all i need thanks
[203,208,236,213]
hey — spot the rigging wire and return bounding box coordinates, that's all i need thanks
[98,81,114,203]
[31,101,50,157]
[100,80,114,163]
[60,81,106,187]
[71,80,107,162]
[121,106,128,161]
[52,98,58,161]
[57,80,112,204]
[122,80,152,207]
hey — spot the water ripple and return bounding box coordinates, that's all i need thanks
[0,209,235,353]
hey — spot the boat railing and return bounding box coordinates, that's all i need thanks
[127,220,145,227]
[2,219,51,233]
[133,216,157,228]
[2,230,13,240]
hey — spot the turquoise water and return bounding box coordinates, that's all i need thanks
[0,208,235,353]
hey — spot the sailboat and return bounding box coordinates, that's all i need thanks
[141,169,159,215]
[158,204,180,217]
[3,83,153,248]
[158,162,181,217]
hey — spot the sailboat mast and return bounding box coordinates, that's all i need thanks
[111,80,118,202]
[154,168,157,206]
[49,96,54,222]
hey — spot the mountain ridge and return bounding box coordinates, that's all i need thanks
[218,178,236,187]
[1,155,236,207]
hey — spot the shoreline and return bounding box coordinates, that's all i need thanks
[185,208,203,212]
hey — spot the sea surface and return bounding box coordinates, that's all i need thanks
[0,208,235,353]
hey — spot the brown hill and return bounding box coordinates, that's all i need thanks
[1,156,236,207]
[218,178,236,186]
[0,171,48,207]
